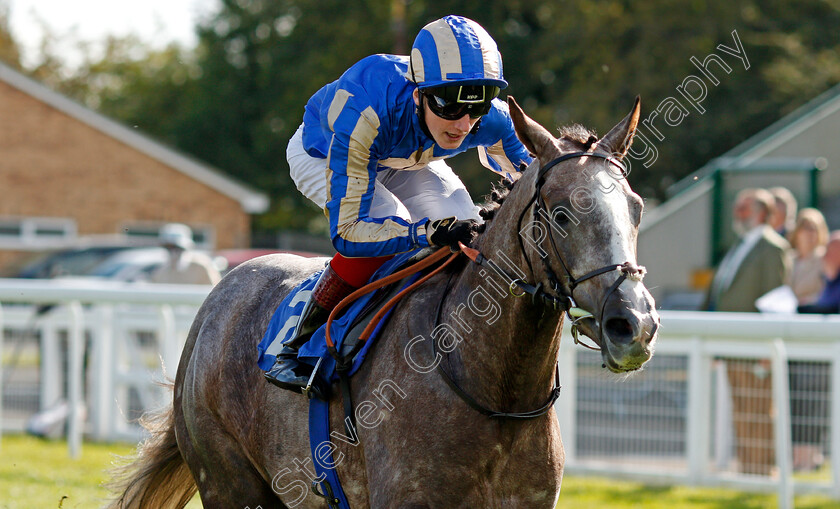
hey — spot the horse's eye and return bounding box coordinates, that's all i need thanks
[550,206,579,228]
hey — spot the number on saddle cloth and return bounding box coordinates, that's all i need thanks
[256,269,322,371]
[256,248,428,380]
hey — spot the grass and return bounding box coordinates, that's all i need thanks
[0,433,837,508]
[557,476,837,508]
[0,433,130,509]
[0,434,200,509]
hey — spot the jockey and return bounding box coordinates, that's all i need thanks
[265,15,532,394]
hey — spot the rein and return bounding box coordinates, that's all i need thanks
[324,247,457,355]
[431,269,562,419]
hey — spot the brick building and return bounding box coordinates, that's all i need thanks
[0,62,268,273]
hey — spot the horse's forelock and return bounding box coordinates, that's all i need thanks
[557,124,598,147]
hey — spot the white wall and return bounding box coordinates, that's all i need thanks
[638,180,713,304]
[737,101,840,195]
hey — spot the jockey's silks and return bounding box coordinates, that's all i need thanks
[301,54,532,257]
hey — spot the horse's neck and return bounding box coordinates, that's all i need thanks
[443,175,564,411]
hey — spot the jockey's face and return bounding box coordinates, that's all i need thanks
[413,89,480,150]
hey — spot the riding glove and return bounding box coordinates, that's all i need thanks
[426,217,479,249]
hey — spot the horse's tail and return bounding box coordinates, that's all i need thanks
[105,392,197,509]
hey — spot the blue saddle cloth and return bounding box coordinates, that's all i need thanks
[256,248,423,381]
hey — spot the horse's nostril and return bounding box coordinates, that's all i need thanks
[604,317,634,345]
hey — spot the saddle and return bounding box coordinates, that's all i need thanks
[257,247,440,383]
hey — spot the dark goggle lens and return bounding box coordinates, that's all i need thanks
[424,85,499,120]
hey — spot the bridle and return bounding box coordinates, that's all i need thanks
[432,151,646,420]
[516,151,647,348]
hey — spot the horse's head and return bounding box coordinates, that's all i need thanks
[507,96,659,372]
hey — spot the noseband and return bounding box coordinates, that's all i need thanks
[516,151,646,349]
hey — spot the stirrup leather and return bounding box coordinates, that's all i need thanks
[287,263,356,346]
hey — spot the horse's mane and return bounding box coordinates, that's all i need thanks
[476,124,598,231]
[477,179,516,229]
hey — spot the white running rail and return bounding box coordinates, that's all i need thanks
[1,279,839,507]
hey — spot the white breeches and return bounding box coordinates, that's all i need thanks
[287,125,481,223]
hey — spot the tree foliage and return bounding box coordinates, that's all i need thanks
[0,1,21,68]
[3,0,840,240]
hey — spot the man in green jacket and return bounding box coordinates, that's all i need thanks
[707,187,791,312]
[707,187,791,476]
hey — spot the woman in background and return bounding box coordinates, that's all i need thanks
[789,208,829,305]
[788,208,830,471]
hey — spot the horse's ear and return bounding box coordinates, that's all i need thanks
[507,96,556,160]
[598,96,641,159]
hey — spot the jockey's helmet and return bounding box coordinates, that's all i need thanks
[409,15,506,120]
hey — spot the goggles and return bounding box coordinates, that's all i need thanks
[423,85,500,120]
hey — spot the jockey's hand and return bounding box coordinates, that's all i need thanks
[427,217,479,250]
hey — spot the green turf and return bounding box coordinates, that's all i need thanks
[0,434,837,508]
[557,475,837,508]
[0,434,200,509]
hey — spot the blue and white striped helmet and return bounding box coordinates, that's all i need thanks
[409,15,507,90]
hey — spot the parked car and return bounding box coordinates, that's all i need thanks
[13,245,174,282]
[13,245,324,282]
[82,247,170,281]
[14,245,148,279]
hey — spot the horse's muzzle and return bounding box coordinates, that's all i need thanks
[599,289,659,372]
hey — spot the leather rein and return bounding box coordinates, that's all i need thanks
[432,151,646,420]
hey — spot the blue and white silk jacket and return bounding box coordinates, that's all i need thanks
[301,54,532,257]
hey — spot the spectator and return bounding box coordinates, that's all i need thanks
[798,231,840,314]
[789,208,829,305]
[706,188,791,476]
[769,186,797,237]
[706,188,791,312]
[149,223,221,285]
[791,226,836,472]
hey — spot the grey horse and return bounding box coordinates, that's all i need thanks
[107,97,659,509]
